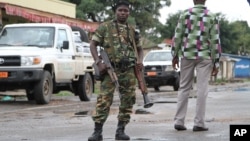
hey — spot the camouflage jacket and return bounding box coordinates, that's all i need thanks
[92,20,141,64]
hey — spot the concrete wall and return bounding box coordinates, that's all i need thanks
[0,0,75,18]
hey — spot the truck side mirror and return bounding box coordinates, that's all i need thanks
[62,41,69,49]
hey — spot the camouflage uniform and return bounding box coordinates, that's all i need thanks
[91,20,141,124]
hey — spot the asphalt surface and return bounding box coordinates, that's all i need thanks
[0,80,250,141]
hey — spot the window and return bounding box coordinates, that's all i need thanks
[56,29,68,49]
[0,26,54,47]
[144,51,172,61]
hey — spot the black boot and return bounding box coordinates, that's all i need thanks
[115,121,130,140]
[88,122,103,141]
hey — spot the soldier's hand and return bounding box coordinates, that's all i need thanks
[136,63,143,71]
[98,61,107,74]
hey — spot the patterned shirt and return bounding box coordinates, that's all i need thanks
[171,4,221,63]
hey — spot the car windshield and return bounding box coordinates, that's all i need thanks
[0,26,55,47]
[144,51,172,61]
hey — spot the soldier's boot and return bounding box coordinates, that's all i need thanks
[115,121,130,140]
[88,122,103,141]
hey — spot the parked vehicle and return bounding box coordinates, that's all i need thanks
[0,23,95,104]
[143,49,180,91]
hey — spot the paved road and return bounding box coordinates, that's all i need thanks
[0,81,250,141]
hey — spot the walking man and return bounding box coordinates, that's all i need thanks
[88,0,144,140]
[171,0,222,131]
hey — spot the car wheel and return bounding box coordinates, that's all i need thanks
[34,71,53,104]
[25,89,35,101]
[77,73,93,101]
[154,86,160,91]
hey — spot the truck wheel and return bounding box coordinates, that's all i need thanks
[26,89,35,101]
[77,73,93,101]
[154,86,160,91]
[34,71,53,104]
[173,76,180,91]
[71,26,89,43]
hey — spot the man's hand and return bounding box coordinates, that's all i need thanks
[211,66,219,76]
[211,62,219,76]
[172,56,179,70]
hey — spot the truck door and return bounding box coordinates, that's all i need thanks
[56,29,75,82]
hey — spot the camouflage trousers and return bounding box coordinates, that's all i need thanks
[92,67,136,124]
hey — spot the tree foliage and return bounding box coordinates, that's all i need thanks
[61,0,171,35]
[229,21,250,55]
[157,11,181,40]
[61,0,250,55]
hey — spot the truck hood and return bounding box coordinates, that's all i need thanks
[143,61,172,66]
[0,47,53,56]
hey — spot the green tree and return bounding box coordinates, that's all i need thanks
[60,0,171,36]
[229,21,250,55]
[157,11,181,40]
[217,15,237,54]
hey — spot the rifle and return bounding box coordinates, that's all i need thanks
[134,66,154,108]
[131,31,153,108]
[93,49,120,94]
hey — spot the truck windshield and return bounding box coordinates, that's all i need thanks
[0,26,55,47]
[144,51,173,61]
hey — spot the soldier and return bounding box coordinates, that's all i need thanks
[88,0,144,141]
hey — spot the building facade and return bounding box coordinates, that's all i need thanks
[0,0,99,32]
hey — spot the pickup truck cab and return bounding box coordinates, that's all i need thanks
[0,23,95,104]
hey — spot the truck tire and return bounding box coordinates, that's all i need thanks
[71,26,89,43]
[154,86,160,91]
[77,73,93,101]
[26,89,35,101]
[34,71,53,104]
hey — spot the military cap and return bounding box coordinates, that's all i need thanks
[112,0,130,12]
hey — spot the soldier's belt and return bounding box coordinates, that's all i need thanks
[111,61,134,69]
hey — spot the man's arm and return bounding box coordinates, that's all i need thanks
[210,17,222,64]
[90,22,107,63]
[210,17,222,76]
[90,40,100,62]
[171,14,184,58]
[171,14,184,70]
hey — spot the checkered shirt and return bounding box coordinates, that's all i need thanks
[171,4,221,63]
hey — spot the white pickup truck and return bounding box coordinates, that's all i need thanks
[0,23,95,104]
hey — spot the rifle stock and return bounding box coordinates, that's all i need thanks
[134,66,154,108]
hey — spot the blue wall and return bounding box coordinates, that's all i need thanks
[222,53,250,78]
[234,59,250,78]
